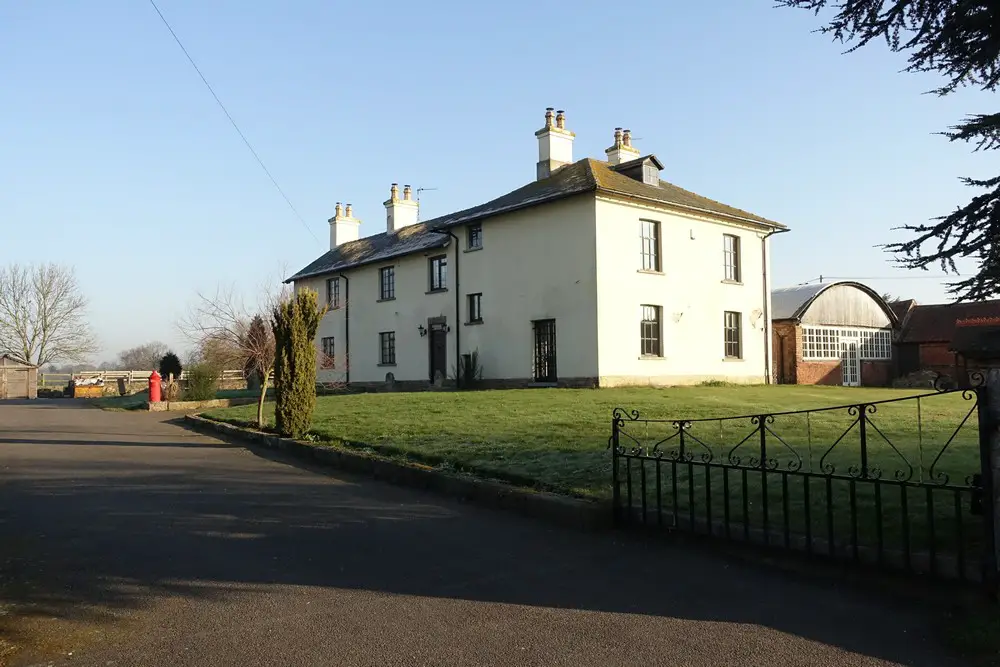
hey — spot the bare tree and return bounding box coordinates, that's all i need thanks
[0,263,99,366]
[179,280,289,428]
[117,341,169,370]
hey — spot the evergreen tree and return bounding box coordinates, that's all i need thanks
[158,351,183,380]
[779,1,1000,300]
[271,289,325,438]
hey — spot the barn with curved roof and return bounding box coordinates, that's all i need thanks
[771,281,897,386]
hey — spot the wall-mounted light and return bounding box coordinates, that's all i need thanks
[418,325,427,337]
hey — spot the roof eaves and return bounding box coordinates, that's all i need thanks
[596,185,786,230]
[288,179,598,283]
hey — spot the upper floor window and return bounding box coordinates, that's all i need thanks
[723,234,741,283]
[429,255,447,291]
[724,311,742,359]
[468,224,483,250]
[379,266,395,300]
[640,305,662,357]
[326,277,340,309]
[640,220,660,272]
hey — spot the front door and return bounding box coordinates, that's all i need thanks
[532,319,557,383]
[841,341,860,387]
[429,324,448,382]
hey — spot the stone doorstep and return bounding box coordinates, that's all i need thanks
[182,415,611,532]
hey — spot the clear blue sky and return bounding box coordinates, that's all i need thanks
[1,1,992,363]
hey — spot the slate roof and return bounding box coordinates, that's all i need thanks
[770,281,896,323]
[898,301,1000,344]
[288,157,784,282]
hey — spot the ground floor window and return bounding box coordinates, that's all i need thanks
[379,331,396,365]
[724,311,742,359]
[640,305,662,357]
[320,336,335,369]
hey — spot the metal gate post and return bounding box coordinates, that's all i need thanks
[977,370,1000,598]
[611,416,621,526]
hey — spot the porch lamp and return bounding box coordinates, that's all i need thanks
[418,324,427,337]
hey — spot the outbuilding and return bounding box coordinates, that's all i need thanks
[0,354,38,399]
[771,281,897,386]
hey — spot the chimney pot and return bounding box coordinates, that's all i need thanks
[544,107,555,128]
[622,129,632,147]
[335,202,343,218]
[345,203,353,217]
[555,110,566,129]
[403,185,412,200]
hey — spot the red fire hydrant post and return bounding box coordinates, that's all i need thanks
[149,370,162,403]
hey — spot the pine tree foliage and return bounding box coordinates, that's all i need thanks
[779,0,1000,300]
[271,289,325,438]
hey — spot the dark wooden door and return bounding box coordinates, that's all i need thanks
[430,326,448,381]
[532,319,557,382]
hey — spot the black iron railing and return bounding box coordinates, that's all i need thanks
[610,375,990,582]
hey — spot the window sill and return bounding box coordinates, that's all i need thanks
[465,320,484,326]
[328,305,342,310]
[637,269,664,276]
[376,297,396,303]
[377,363,397,367]
[426,289,448,295]
[463,246,483,254]
[723,357,744,362]
[638,355,666,361]
[721,280,743,286]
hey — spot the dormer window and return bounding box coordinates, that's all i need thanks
[642,162,659,186]
[612,155,664,187]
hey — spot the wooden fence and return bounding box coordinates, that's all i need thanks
[38,369,246,388]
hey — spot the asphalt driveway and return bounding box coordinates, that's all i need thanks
[0,400,970,666]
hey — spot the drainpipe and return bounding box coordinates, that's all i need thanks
[761,228,791,384]
[338,273,350,385]
[431,228,460,386]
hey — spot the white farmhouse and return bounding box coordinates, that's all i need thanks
[289,109,788,389]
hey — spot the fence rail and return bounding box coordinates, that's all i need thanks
[610,374,992,586]
[38,369,246,388]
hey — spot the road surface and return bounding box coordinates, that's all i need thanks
[0,400,967,666]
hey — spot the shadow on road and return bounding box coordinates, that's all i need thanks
[0,407,967,667]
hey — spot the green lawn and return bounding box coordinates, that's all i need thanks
[204,385,981,497]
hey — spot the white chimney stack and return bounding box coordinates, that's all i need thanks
[384,182,419,233]
[535,107,575,180]
[605,127,640,165]
[329,201,360,249]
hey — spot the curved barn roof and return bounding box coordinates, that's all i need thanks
[771,281,898,324]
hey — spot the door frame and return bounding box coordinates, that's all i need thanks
[841,340,860,387]
[427,316,448,382]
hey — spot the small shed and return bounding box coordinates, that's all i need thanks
[0,354,38,399]
[771,281,897,386]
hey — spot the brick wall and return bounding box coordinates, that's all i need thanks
[797,361,842,385]
[772,321,799,384]
[861,360,892,387]
[919,343,956,368]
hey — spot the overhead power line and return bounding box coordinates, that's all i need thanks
[147,0,321,246]
[795,274,957,286]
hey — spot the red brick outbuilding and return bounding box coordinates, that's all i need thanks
[771,281,897,386]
